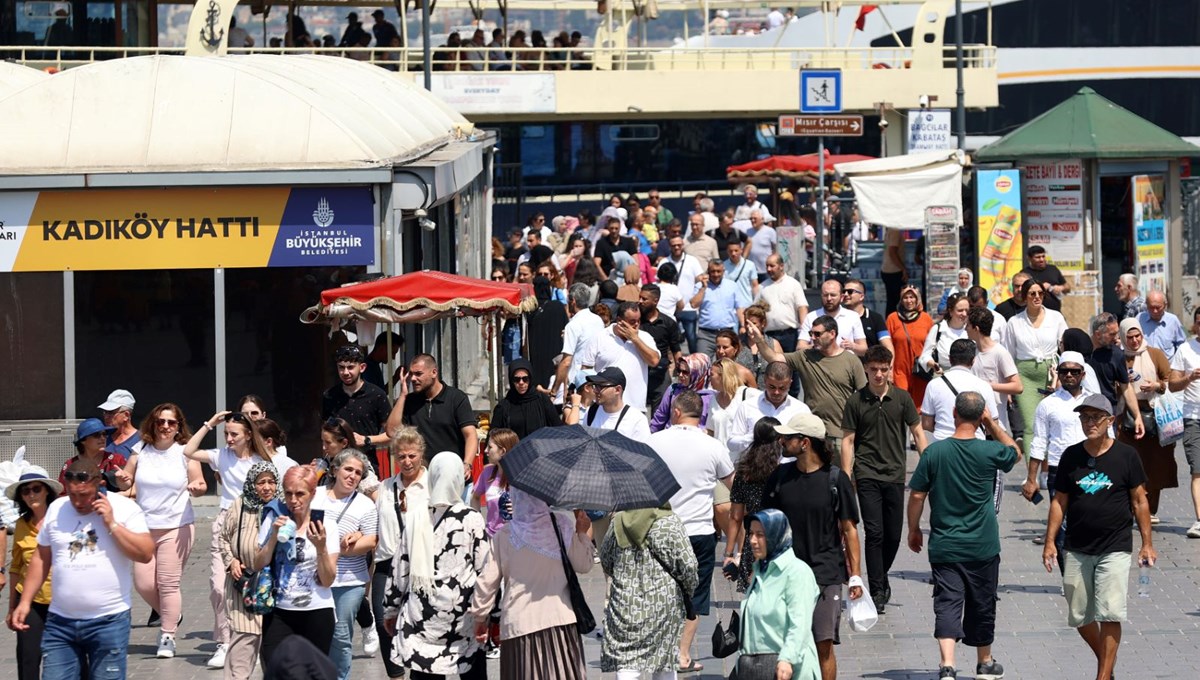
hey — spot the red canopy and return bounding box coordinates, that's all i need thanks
[727,152,875,182]
[302,270,537,325]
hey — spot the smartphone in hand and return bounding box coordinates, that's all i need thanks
[1029,490,1044,505]
[309,509,326,524]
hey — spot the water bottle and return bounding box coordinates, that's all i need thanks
[1137,560,1151,598]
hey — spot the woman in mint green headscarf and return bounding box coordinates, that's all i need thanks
[737,508,821,680]
[599,505,698,678]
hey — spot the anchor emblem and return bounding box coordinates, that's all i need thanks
[199,0,225,49]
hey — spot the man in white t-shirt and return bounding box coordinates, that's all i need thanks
[921,339,1000,442]
[1168,308,1200,537]
[967,307,1022,433]
[649,389,734,674]
[12,459,153,676]
[798,279,868,354]
[551,283,606,396]
[566,367,652,442]
[577,302,661,412]
[757,254,809,353]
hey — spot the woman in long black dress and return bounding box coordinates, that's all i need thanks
[525,275,569,391]
[489,359,561,439]
[724,417,783,591]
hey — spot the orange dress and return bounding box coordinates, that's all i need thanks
[887,311,934,408]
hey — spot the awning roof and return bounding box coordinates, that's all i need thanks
[835,150,966,228]
[0,55,473,175]
[974,86,1200,161]
[302,270,537,326]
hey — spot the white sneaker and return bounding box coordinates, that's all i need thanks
[363,627,380,656]
[207,643,227,668]
[156,634,176,659]
[1187,521,1200,538]
[485,645,501,659]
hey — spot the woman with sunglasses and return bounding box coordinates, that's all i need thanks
[112,403,206,659]
[918,292,971,376]
[255,465,339,668]
[4,466,61,680]
[59,417,127,494]
[650,353,715,433]
[184,409,273,669]
[1003,279,1069,456]
[490,359,561,439]
[217,461,280,680]
[371,427,429,678]
[886,285,935,407]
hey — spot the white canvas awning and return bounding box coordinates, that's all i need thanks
[835,150,967,229]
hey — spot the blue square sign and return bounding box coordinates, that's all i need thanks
[800,70,842,113]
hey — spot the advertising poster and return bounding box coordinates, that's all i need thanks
[775,225,806,282]
[0,186,376,272]
[1132,175,1168,295]
[1021,160,1085,271]
[976,169,1023,305]
[924,206,960,311]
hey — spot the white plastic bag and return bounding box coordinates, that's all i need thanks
[846,578,878,632]
[1154,390,1185,447]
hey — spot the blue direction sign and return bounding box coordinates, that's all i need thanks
[800,70,842,114]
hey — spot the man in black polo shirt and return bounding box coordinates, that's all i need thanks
[593,216,637,279]
[1087,312,1145,439]
[841,345,928,613]
[708,211,749,260]
[1020,245,1070,312]
[841,278,893,356]
[638,283,684,409]
[321,345,392,469]
[387,353,479,477]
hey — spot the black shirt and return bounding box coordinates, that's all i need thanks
[994,297,1025,320]
[321,381,391,443]
[1021,264,1067,311]
[858,307,889,349]
[1087,346,1129,410]
[594,236,637,276]
[841,386,920,484]
[708,227,748,261]
[1054,440,1146,555]
[373,20,401,47]
[402,383,476,460]
[640,312,684,370]
[761,463,860,586]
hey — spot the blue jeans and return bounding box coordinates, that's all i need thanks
[677,310,698,354]
[331,584,367,680]
[42,609,130,680]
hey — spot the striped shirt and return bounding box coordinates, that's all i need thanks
[322,490,378,587]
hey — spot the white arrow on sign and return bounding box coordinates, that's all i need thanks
[850,121,860,131]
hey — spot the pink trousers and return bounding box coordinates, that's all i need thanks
[133,524,195,635]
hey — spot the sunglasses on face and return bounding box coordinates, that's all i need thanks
[1027,290,1044,298]
[156,418,179,427]
[843,289,863,296]
[19,484,46,495]
[63,471,96,483]
[1057,367,1083,376]
[512,375,530,383]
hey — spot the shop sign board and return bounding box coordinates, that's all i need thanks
[1021,160,1085,271]
[976,169,1024,305]
[0,186,376,272]
[1132,175,1168,296]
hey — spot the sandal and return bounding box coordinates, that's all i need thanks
[677,660,704,673]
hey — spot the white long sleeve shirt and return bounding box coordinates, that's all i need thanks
[724,393,810,460]
[1030,388,1088,466]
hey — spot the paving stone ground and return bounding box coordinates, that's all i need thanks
[6,443,1200,679]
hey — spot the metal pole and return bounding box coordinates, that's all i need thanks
[422,0,432,90]
[816,136,826,284]
[955,0,966,149]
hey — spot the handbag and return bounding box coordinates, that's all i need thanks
[733,653,780,680]
[906,320,940,382]
[711,607,739,658]
[549,513,596,635]
[1122,407,1158,439]
[241,565,275,614]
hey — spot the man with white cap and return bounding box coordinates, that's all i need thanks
[762,412,862,680]
[98,389,139,457]
[1042,392,1153,680]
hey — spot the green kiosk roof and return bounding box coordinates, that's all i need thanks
[975,87,1200,161]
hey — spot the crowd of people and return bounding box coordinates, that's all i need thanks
[1,183,1199,680]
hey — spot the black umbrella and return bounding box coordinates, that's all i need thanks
[499,424,680,511]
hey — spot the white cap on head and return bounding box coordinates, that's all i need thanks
[1058,351,1086,368]
[98,389,135,411]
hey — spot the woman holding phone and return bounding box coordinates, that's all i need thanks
[254,465,340,668]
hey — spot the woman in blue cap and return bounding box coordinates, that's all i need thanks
[735,508,821,680]
[59,418,126,493]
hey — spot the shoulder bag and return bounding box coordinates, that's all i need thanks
[909,321,940,382]
[234,510,275,614]
[549,513,596,635]
[711,578,739,658]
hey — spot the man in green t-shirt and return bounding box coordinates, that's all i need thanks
[907,391,1020,680]
[749,314,866,453]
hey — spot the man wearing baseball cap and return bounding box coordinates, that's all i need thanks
[1042,393,1153,680]
[371,9,400,50]
[98,389,139,457]
[564,367,651,442]
[338,11,368,48]
[761,412,862,680]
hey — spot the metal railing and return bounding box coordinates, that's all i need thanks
[2,44,997,74]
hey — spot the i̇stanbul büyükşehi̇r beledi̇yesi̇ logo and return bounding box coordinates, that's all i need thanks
[312,197,335,228]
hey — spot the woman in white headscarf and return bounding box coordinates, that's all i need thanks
[383,452,489,679]
[1117,317,1176,522]
[469,488,593,680]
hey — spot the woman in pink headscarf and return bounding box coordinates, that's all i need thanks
[649,353,716,433]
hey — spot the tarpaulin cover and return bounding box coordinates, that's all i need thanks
[302,270,536,325]
[834,150,966,229]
